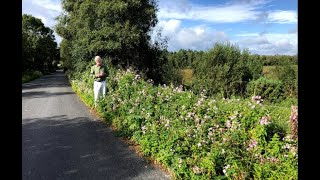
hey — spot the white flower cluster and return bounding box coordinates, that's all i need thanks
[147,79,154,84]
[252,95,264,104]
[223,164,230,176]
[207,127,214,141]
[141,125,147,134]
[178,158,183,168]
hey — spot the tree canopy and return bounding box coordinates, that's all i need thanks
[55,0,162,75]
[22,14,58,73]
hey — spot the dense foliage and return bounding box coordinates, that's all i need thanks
[22,14,58,74]
[55,0,168,82]
[71,66,297,180]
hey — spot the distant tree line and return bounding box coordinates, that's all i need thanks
[160,44,297,101]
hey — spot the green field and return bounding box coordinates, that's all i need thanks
[180,68,193,85]
[180,65,298,85]
[263,65,297,79]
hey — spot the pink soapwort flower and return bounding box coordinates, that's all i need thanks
[196,98,204,106]
[267,157,279,164]
[247,139,258,151]
[259,116,270,125]
[226,120,232,128]
[290,106,298,140]
[252,95,264,104]
[192,166,201,174]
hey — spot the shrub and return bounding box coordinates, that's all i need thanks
[273,63,298,98]
[193,43,261,98]
[246,77,285,103]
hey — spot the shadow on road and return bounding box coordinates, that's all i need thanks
[22,71,71,90]
[22,91,75,99]
[22,115,166,180]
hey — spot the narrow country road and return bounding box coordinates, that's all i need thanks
[22,70,170,180]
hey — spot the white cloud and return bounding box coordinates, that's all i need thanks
[157,19,182,34]
[157,0,296,24]
[153,19,229,51]
[233,32,297,55]
[267,10,297,24]
[158,3,261,23]
[153,18,297,55]
[31,0,62,12]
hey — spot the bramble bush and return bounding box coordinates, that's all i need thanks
[70,66,297,180]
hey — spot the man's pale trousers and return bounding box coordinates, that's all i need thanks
[94,81,106,106]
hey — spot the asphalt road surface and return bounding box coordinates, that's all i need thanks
[22,70,170,180]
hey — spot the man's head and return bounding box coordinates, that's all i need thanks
[95,56,102,66]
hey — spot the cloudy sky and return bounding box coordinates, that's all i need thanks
[22,0,297,55]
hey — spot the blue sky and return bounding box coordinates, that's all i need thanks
[22,0,297,55]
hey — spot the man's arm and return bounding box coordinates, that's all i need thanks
[90,66,97,78]
[101,66,108,77]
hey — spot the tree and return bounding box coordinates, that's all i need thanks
[55,0,160,76]
[22,14,58,73]
[193,42,256,97]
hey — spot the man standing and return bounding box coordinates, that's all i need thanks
[90,56,108,107]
